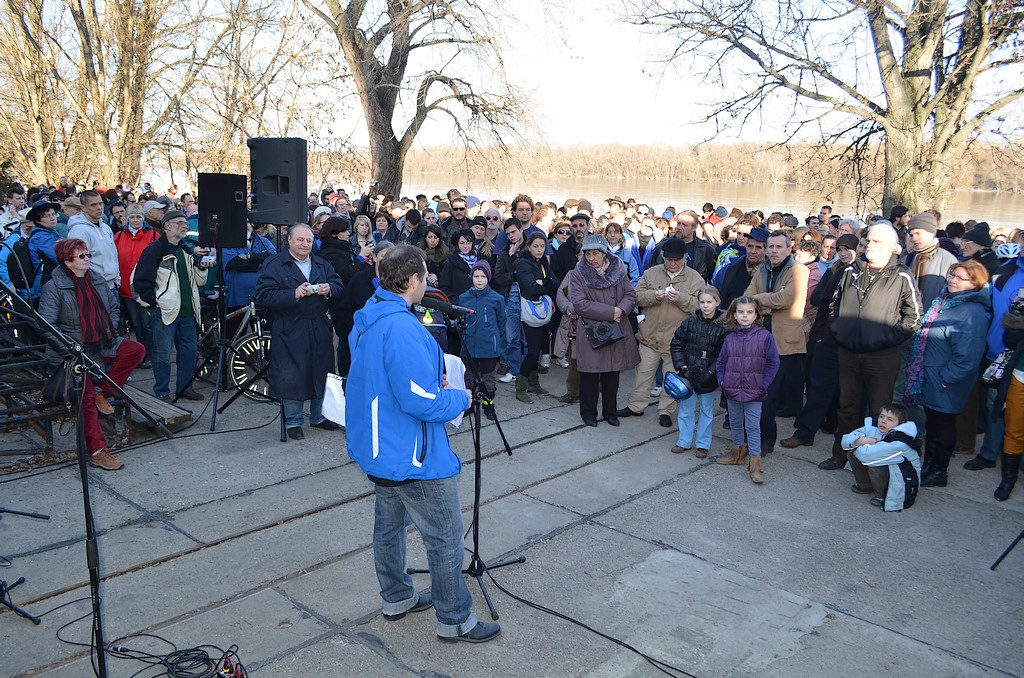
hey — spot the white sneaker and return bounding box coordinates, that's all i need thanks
[540,354,551,369]
[556,356,570,368]
[499,372,516,384]
[649,386,663,397]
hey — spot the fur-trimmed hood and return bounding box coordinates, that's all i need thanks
[573,252,627,289]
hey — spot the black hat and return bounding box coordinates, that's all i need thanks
[835,234,859,252]
[962,222,992,247]
[470,215,487,228]
[26,198,60,223]
[450,228,475,248]
[747,227,771,243]
[661,237,687,260]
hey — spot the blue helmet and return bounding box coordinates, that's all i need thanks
[663,372,694,400]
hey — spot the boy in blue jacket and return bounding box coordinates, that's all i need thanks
[842,402,921,511]
[346,244,500,644]
[458,261,506,420]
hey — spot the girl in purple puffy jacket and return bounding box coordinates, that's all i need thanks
[715,296,780,484]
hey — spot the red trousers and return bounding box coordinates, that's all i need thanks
[82,340,145,454]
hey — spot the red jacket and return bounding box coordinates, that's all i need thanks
[114,227,160,298]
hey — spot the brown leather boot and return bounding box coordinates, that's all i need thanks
[717,445,746,465]
[748,455,765,484]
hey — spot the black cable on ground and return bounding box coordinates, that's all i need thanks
[484,568,699,678]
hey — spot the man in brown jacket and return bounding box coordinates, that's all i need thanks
[745,230,808,453]
[619,238,704,427]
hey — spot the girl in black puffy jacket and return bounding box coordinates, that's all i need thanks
[670,286,730,457]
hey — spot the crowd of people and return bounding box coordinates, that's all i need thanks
[1,180,1022,505]
[3,177,1023,645]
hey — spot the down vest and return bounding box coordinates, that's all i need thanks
[670,309,730,393]
[715,324,779,402]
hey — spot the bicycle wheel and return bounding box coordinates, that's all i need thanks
[229,333,272,402]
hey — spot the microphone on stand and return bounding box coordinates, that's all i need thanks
[414,296,475,317]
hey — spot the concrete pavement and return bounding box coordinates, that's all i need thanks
[0,365,1022,677]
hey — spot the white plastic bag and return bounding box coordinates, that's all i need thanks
[322,373,346,426]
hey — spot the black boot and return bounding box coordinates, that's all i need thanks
[920,434,952,487]
[994,455,1021,502]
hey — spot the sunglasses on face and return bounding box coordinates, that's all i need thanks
[485,215,499,221]
[555,229,571,235]
[453,206,466,211]
[72,252,92,260]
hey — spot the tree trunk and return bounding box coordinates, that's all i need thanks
[369,129,404,199]
[882,127,921,214]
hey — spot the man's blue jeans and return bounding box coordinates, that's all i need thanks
[979,383,1005,461]
[281,398,324,428]
[151,311,198,397]
[372,476,478,638]
[502,284,523,374]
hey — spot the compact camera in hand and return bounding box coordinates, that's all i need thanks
[309,284,321,294]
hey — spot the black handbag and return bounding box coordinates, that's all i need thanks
[42,360,82,406]
[584,320,624,350]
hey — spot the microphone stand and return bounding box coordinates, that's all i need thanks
[0,276,174,678]
[409,313,523,621]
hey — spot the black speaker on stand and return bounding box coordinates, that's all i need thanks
[248,137,308,226]
[194,173,247,429]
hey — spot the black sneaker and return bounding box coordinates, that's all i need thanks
[659,414,672,428]
[438,621,501,644]
[311,419,340,431]
[287,426,304,440]
[383,591,433,620]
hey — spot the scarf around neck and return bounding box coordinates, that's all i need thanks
[72,273,115,347]
[904,290,972,406]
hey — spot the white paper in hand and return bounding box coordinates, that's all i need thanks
[443,353,468,428]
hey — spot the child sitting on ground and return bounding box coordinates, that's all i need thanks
[458,261,506,420]
[841,402,921,511]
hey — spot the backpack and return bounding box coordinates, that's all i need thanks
[7,235,35,290]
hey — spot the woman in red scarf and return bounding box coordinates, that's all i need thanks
[39,238,145,470]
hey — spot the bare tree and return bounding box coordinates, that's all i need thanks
[303,0,528,197]
[628,0,1024,213]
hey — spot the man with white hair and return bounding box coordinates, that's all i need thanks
[821,223,923,478]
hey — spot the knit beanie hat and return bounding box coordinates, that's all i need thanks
[962,222,992,247]
[835,233,859,252]
[906,213,937,234]
[471,260,492,282]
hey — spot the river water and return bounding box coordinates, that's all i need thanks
[402,174,1024,230]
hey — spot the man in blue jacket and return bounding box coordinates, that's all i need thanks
[346,244,500,644]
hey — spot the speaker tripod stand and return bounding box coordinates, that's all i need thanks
[409,318,524,620]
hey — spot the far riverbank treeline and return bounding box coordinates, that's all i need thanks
[401,142,1024,196]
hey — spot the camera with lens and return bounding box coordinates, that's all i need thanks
[309,284,321,294]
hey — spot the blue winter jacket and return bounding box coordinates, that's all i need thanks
[458,286,506,359]
[346,288,469,482]
[987,256,1024,359]
[917,286,990,413]
[27,227,60,295]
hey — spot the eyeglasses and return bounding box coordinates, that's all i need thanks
[946,271,972,283]
[485,216,499,221]
[452,206,466,211]
[555,229,571,235]
[72,252,92,260]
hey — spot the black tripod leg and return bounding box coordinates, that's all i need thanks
[0,578,41,624]
[991,526,1024,570]
[209,340,229,431]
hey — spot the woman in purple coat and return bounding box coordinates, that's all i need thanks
[568,234,640,427]
[715,296,780,484]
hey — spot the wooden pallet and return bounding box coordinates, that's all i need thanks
[119,385,194,428]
